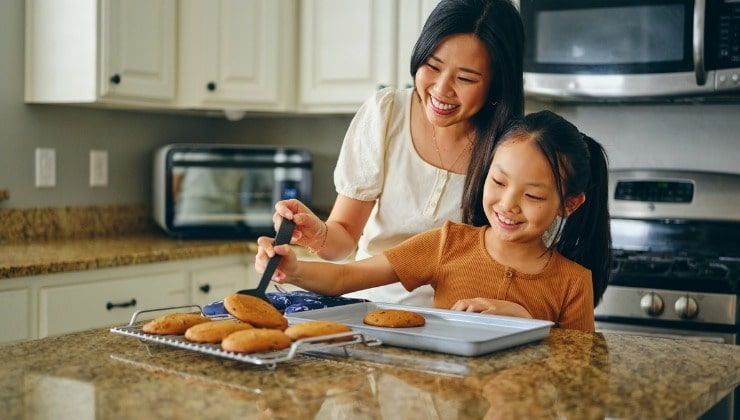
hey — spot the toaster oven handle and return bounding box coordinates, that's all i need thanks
[693,0,707,86]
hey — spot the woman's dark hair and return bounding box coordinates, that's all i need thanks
[482,111,612,307]
[410,0,525,224]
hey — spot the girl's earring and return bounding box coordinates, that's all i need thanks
[490,100,498,107]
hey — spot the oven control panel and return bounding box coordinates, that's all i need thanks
[614,180,693,203]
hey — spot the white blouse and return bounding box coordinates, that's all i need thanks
[334,87,465,306]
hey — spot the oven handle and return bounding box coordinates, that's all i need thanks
[693,0,707,86]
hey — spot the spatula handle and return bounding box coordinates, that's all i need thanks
[255,218,296,293]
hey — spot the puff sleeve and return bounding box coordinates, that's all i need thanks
[334,87,396,201]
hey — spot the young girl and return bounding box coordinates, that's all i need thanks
[256,111,611,332]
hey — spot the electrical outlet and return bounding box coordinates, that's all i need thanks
[35,148,56,188]
[89,150,108,187]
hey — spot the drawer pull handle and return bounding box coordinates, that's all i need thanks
[106,299,137,311]
[199,284,211,294]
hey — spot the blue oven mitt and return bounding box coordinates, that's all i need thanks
[203,291,367,316]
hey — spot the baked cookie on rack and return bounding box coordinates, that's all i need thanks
[184,319,253,343]
[221,328,292,353]
[363,309,426,328]
[284,320,352,342]
[224,294,289,330]
[142,312,210,335]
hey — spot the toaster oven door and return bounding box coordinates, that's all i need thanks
[165,148,311,238]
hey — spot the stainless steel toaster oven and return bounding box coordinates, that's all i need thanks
[153,144,312,238]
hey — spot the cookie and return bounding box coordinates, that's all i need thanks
[221,328,292,353]
[184,319,253,343]
[363,309,426,328]
[142,312,210,335]
[284,320,352,342]
[223,294,288,330]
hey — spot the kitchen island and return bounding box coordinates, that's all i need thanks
[3,326,738,419]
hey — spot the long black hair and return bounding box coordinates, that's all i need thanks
[410,0,525,224]
[482,111,612,307]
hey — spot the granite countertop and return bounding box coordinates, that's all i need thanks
[0,234,260,279]
[2,327,738,419]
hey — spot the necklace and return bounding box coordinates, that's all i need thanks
[432,127,473,174]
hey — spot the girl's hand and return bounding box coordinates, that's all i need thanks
[255,236,299,283]
[450,298,533,319]
[273,199,326,250]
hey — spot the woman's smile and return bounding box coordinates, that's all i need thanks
[429,95,459,115]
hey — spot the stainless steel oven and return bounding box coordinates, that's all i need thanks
[596,169,740,419]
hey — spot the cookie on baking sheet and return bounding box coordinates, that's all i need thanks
[142,312,210,335]
[284,320,352,342]
[221,328,292,353]
[223,294,288,330]
[184,319,253,343]
[363,309,426,328]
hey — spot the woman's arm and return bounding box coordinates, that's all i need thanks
[255,237,398,296]
[273,195,375,261]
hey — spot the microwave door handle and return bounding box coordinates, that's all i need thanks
[693,0,707,86]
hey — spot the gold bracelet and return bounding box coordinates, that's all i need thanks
[308,221,328,255]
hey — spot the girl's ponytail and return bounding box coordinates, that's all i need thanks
[556,135,612,306]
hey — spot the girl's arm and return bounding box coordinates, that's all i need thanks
[273,195,375,261]
[255,237,398,296]
[451,298,533,319]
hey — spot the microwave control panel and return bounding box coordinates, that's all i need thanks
[714,0,740,68]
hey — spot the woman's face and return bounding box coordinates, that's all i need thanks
[415,33,492,128]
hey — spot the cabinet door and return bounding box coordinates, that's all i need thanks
[0,289,31,345]
[179,0,296,111]
[190,262,257,307]
[99,0,176,102]
[39,271,188,337]
[300,0,396,113]
[397,0,440,90]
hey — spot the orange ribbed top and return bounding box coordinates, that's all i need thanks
[384,221,595,332]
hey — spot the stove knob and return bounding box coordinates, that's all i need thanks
[640,292,664,316]
[675,296,699,320]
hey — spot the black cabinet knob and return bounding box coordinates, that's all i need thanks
[377,84,388,90]
[405,83,414,89]
[106,298,136,310]
[110,74,121,85]
[207,81,217,91]
[199,284,211,293]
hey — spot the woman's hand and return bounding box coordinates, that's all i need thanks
[273,199,326,250]
[255,236,299,283]
[450,298,533,319]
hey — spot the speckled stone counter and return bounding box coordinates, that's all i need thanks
[1,327,738,419]
[0,234,259,279]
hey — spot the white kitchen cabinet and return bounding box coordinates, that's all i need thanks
[190,261,258,307]
[0,254,254,343]
[396,0,440,90]
[178,0,297,111]
[0,289,31,345]
[25,0,176,107]
[299,0,397,113]
[39,271,188,338]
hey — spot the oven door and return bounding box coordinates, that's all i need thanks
[519,0,717,99]
[596,320,736,420]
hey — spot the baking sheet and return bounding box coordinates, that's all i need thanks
[286,302,554,356]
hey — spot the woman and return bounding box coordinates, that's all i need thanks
[269,0,525,306]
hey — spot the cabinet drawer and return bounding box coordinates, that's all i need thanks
[39,272,188,337]
[190,263,254,307]
[0,288,31,344]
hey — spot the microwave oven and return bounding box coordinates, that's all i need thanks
[153,144,312,239]
[518,0,740,100]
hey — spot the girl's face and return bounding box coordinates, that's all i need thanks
[482,138,566,247]
[414,33,492,128]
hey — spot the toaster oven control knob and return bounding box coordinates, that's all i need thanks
[640,292,664,316]
[675,296,698,320]
[207,81,217,91]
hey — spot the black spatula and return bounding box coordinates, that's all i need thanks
[237,218,295,302]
